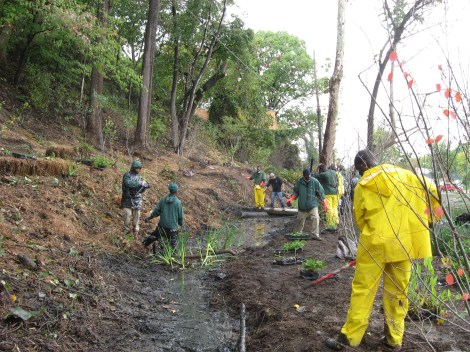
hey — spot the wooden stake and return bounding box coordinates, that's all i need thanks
[239,303,246,352]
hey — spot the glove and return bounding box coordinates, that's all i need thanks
[286,195,297,207]
[246,176,251,180]
[322,199,328,212]
[142,181,150,188]
[144,216,152,223]
[259,181,265,187]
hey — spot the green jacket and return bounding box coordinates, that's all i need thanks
[250,171,266,186]
[316,169,338,195]
[150,194,184,230]
[293,177,325,211]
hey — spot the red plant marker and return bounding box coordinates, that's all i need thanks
[444,88,452,98]
[438,64,443,71]
[426,138,435,145]
[445,273,455,285]
[424,208,431,215]
[407,79,414,89]
[387,71,393,81]
[436,83,441,92]
[457,268,464,277]
[462,293,469,301]
[435,135,443,142]
[455,92,462,103]
[450,111,456,119]
[403,72,409,78]
[443,109,450,117]
[389,51,398,62]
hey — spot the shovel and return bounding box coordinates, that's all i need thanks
[305,260,356,287]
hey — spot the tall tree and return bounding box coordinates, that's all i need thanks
[169,0,228,155]
[254,31,314,114]
[133,0,161,150]
[320,0,346,166]
[87,0,110,147]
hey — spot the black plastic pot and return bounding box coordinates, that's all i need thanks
[300,270,320,280]
[272,257,304,265]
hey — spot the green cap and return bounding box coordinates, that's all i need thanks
[131,160,142,170]
[168,183,178,192]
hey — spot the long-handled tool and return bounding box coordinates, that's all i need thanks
[306,260,356,287]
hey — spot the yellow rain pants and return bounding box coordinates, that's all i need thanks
[340,164,440,347]
[325,194,338,229]
[254,185,265,208]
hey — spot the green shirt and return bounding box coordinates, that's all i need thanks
[293,177,325,211]
[316,170,338,195]
[251,171,266,186]
[150,194,184,230]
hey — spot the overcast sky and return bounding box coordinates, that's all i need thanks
[231,0,470,164]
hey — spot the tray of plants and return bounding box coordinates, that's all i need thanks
[273,240,306,257]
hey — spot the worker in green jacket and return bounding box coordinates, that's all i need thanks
[142,183,184,248]
[316,164,339,232]
[286,169,328,240]
[246,165,266,209]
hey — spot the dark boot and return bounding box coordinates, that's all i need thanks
[325,333,350,351]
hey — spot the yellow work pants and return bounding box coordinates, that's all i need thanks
[325,194,339,229]
[254,186,265,208]
[340,258,412,347]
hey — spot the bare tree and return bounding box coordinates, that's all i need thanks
[366,0,439,152]
[133,0,161,150]
[320,0,346,166]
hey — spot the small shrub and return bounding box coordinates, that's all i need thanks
[91,155,113,168]
[302,258,326,272]
[283,240,306,252]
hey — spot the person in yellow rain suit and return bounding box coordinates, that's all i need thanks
[326,150,441,351]
[316,164,339,232]
[246,165,266,209]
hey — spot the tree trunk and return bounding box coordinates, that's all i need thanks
[177,61,227,155]
[134,0,161,150]
[320,0,345,166]
[313,50,322,156]
[170,0,180,152]
[13,31,36,87]
[0,24,11,66]
[87,0,110,147]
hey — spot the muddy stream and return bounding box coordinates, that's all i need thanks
[96,215,292,352]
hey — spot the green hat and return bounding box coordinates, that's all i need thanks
[168,183,178,192]
[131,160,142,170]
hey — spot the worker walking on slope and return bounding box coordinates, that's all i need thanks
[265,172,286,209]
[143,183,184,249]
[326,149,441,351]
[286,169,328,241]
[316,164,339,233]
[120,160,150,238]
[246,165,266,210]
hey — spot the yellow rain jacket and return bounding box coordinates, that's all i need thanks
[354,164,439,262]
[341,164,441,347]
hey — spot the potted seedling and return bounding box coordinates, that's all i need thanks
[285,231,313,241]
[300,258,326,280]
[273,240,306,257]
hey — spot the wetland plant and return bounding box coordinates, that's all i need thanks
[302,258,326,273]
[282,240,306,256]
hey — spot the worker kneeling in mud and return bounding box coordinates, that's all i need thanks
[326,149,441,351]
[142,183,184,249]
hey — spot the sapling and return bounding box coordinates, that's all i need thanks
[302,258,326,272]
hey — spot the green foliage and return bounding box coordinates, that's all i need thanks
[279,169,302,185]
[282,240,305,253]
[408,258,456,321]
[302,258,326,272]
[91,155,113,168]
